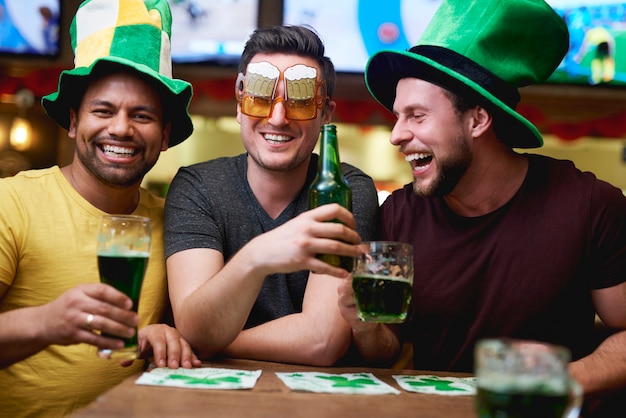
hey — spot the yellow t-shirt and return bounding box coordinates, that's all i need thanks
[0,167,167,418]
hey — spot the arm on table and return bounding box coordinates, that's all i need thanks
[167,246,266,359]
[167,204,362,361]
[220,271,352,366]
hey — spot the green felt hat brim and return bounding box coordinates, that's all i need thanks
[366,49,543,149]
[42,57,193,147]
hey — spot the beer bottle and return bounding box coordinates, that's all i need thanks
[308,124,353,270]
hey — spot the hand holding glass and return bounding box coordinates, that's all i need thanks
[474,338,582,418]
[351,241,413,323]
[96,215,151,360]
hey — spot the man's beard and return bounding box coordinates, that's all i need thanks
[413,135,472,197]
[77,142,155,188]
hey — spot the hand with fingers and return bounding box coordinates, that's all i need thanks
[41,282,138,350]
[130,324,202,369]
[337,277,369,330]
[246,203,362,278]
[0,282,140,369]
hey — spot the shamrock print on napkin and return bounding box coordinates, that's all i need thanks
[393,375,477,395]
[135,367,262,390]
[275,372,401,395]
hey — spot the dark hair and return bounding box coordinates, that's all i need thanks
[443,88,508,143]
[238,25,336,98]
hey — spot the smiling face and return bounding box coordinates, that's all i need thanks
[68,71,170,188]
[391,78,473,197]
[236,53,334,175]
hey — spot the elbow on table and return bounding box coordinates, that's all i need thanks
[177,324,234,361]
[301,335,352,367]
[188,334,239,361]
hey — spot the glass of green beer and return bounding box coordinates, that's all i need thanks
[474,338,582,418]
[96,215,151,360]
[352,241,413,323]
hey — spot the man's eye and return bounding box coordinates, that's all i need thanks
[133,113,155,122]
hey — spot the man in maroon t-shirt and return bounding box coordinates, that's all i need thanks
[337,0,626,413]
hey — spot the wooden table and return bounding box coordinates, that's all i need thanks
[71,358,475,417]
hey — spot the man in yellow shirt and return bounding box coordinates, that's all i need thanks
[0,0,200,416]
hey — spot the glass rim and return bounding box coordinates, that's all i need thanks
[476,337,572,360]
[359,241,413,249]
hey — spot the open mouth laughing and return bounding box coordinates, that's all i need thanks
[405,152,433,169]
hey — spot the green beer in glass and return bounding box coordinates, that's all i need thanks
[96,215,151,360]
[352,241,413,323]
[474,338,582,418]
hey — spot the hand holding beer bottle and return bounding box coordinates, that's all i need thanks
[308,124,353,270]
[96,215,151,360]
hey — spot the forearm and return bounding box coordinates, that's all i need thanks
[221,313,352,366]
[0,305,51,369]
[172,247,268,359]
[569,330,626,398]
[351,323,401,367]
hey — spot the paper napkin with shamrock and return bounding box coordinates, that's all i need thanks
[275,372,401,395]
[135,367,262,390]
[392,375,477,395]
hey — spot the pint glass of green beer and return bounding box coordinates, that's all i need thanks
[474,338,582,418]
[352,241,413,323]
[96,215,151,360]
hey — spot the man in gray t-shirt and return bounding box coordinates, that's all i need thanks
[164,26,380,366]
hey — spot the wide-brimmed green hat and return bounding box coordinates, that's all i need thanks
[365,0,569,148]
[42,0,193,147]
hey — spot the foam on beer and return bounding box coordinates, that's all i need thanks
[245,62,280,98]
[284,64,317,100]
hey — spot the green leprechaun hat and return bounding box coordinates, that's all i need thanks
[365,0,569,148]
[42,0,193,147]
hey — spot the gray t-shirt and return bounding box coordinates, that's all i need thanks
[164,153,380,328]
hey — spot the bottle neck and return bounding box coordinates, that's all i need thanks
[318,126,341,175]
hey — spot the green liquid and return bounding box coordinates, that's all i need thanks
[97,254,149,348]
[352,274,412,323]
[475,386,569,418]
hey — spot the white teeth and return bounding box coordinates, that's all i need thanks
[102,144,135,156]
[405,153,430,162]
[264,133,291,143]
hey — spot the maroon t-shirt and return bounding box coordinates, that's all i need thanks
[382,154,626,372]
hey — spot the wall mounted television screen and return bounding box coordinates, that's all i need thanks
[168,0,258,65]
[0,0,60,57]
[282,0,440,74]
[284,0,626,87]
[547,1,626,86]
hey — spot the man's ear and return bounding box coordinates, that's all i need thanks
[322,99,336,124]
[161,122,171,151]
[469,106,492,137]
[68,109,78,139]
